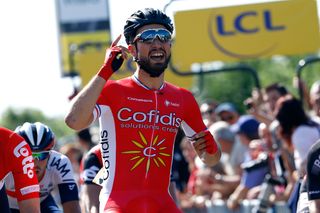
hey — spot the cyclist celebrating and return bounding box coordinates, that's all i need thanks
[6,122,81,213]
[0,127,40,213]
[65,8,221,213]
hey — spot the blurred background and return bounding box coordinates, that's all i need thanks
[0,0,319,143]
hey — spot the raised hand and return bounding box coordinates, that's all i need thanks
[98,34,129,80]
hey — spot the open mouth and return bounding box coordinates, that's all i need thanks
[150,51,165,62]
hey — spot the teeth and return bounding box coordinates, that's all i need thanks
[151,52,163,57]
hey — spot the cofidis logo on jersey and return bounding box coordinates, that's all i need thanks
[121,131,171,173]
[172,0,320,65]
[118,107,182,127]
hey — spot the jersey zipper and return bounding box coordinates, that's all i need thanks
[145,90,159,179]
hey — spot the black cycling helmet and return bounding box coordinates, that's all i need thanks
[124,8,174,45]
[16,122,55,152]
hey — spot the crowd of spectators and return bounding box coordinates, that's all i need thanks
[171,81,320,213]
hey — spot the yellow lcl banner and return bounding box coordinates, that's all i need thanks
[172,0,320,70]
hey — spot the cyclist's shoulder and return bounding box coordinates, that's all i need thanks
[164,81,193,94]
[0,127,22,144]
[87,144,101,157]
[83,144,102,166]
[47,151,75,181]
[47,150,72,169]
[106,76,132,88]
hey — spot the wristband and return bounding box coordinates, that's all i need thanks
[203,130,218,154]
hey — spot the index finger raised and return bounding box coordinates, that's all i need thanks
[111,34,122,47]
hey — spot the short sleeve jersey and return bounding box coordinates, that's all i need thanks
[93,76,206,212]
[6,150,79,209]
[0,127,39,201]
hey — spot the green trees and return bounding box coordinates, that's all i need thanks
[0,107,73,139]
[194,54,320,113]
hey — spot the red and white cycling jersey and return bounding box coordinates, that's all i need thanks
[93,76,206,213]
[0,127,39,201]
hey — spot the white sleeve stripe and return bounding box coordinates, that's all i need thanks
[20,185,40,195]
[181,121,196,138]
[93,105,101,121]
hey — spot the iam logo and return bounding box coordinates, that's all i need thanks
[121,131,171,174]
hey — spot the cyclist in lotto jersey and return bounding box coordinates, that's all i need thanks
[65,8,221,213]
[0,127,40,213]
[5,122,81,213]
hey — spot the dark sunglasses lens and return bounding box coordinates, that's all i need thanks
[32,152,50,161]
[221,116,234,121]
[139,29,171,43]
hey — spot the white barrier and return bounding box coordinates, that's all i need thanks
[204,199,290,213]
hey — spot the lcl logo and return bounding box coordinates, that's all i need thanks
[208,10,286,58]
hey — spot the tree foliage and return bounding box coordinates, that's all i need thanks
[0,107,73,139]
[193,54,320,113]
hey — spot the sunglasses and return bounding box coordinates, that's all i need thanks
[32,151,50,161]
[220,115,234,121]
[133,28,172,44]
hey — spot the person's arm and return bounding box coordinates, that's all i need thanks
[18,198,40,213]
[62,200,81,213]
[310,200,320,213]
[190,130,221,167]
[65,76,106,130]
[81,184,101,213]
[65,35,126,130]
[180,90,221,167]
[227,184,249,210]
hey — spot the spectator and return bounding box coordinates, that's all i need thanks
[245,82,288,126]
[76,128,95,153]
[215,102,248,175]
[264,83,288,114]
[200,99,218,127]
[215,102,239,125]
[275,95,320,212]
[227,117,269,211]
[309,80,320,124]
[59,143,83,185]
[178,137,206,212]
[208,121,240,199]
[209,121,236,175]
[275,95,320,172]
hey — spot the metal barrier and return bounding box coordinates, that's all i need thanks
[206,199,290,213]
[182,199,290,213]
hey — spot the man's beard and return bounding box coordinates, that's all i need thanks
[136,54,171,78]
